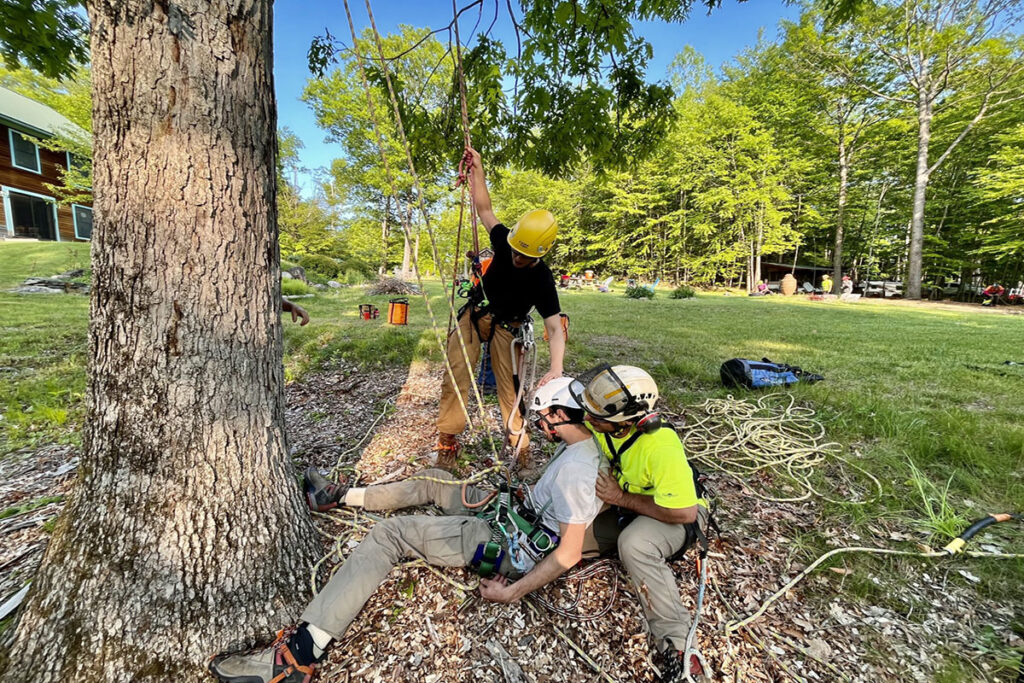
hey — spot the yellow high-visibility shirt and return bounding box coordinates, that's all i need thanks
[589,425,706,510]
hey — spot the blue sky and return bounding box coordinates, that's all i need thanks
[273,0,801,193]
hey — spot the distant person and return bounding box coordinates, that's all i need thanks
[750,280,772,296]
[841,276,853,295]
[821,274,833,294]
[982,283,1005,306]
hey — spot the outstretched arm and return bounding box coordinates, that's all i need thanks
[465,147,499,232]
[282,298,310,326]
[537,314,565,386]
[479,522,584,603]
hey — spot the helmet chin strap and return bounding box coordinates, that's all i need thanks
[533,409,579,442]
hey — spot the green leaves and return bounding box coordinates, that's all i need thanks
[0,0,88,80]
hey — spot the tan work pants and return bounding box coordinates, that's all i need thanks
[436,308,529,451]
[590,507,710,652]
[301,470,501,638]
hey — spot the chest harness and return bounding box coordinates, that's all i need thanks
[469,445,571,577]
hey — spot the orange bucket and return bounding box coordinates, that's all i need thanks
[387,298,409,325]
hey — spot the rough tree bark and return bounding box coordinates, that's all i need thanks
[833,134,850,295]
[4,1,319,680]
[907,96,931,300]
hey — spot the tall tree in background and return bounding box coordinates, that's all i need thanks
[851,0,1024,298]
[3,0,319,679]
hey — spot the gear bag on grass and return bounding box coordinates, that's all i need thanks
[720,357,824,389]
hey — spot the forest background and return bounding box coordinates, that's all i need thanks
[5,0,1023,299]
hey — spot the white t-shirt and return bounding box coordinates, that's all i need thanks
[529,437,604,530]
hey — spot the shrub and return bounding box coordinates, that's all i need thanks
[281,278,313,296]
[624,285,655,299]
[670,285,697,299]
[280,258,300,272]
[344,269,366,285]
[298,254,342,279]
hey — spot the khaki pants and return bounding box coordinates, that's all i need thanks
[590,507,709,652]
[436,308,529,452]
[301,470,500,639]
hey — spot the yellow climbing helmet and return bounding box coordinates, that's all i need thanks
[507,209,558,258]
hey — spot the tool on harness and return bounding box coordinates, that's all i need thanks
[470,481,560,576]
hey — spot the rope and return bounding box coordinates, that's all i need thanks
[339,0,500,463]
[529,558,620,621]
[329,395,396,478]
[679,394,882,505]
[724,544,1024,634]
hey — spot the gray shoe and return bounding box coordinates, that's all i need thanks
[209,637,314,683]
[303,467,347,512]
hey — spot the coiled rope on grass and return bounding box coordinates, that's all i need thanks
[679,393,882,505]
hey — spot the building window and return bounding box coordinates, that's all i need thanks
[72,204,93,240]
[9,130,42,173]
[4,188,58,240]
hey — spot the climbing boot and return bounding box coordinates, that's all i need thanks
[303,467,347,512]
[435,433,461,471]
[209,631,315,683]
[659,650,705,682]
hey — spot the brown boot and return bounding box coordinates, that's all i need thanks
[436,433,461,471]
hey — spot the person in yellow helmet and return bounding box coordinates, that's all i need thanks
[436,147,566,469]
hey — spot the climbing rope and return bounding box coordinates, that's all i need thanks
[679,394,882,505]
[530,558,621,621]
[339,0,503,470]
[725,514,1024,634]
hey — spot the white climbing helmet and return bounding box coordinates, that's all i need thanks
[531,376,581,414]
[572,364,659,422]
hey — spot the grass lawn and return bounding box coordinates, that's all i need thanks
[0,242,91,450]
[3,243,1023,641]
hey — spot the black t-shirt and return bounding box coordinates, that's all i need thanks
[481,224,560,322]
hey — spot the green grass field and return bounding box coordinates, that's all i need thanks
[3,241,1023,618]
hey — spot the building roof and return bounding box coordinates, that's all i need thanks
[0,85,86,139]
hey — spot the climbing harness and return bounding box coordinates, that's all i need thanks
[470,481,560,576]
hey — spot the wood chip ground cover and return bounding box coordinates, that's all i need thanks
[1,361,1021,680]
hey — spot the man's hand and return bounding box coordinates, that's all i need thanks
[479,575,518,603]
[537,368,563,387]
[282,299,310,326]
[595,471,625,506]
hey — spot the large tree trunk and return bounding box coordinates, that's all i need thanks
[907,97,932,300]
[4,1,319,680]
[832,138,849,295]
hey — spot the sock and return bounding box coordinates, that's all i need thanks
[344,487,365,507]
[306,623,334,660]
[285,626,317,666]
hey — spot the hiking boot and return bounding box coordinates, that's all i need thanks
[303,467,346,512]
[659,650,705,682]
[435,433,461,471]
[208,634,315,683]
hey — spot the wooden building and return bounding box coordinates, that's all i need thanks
[0,86,91,242]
